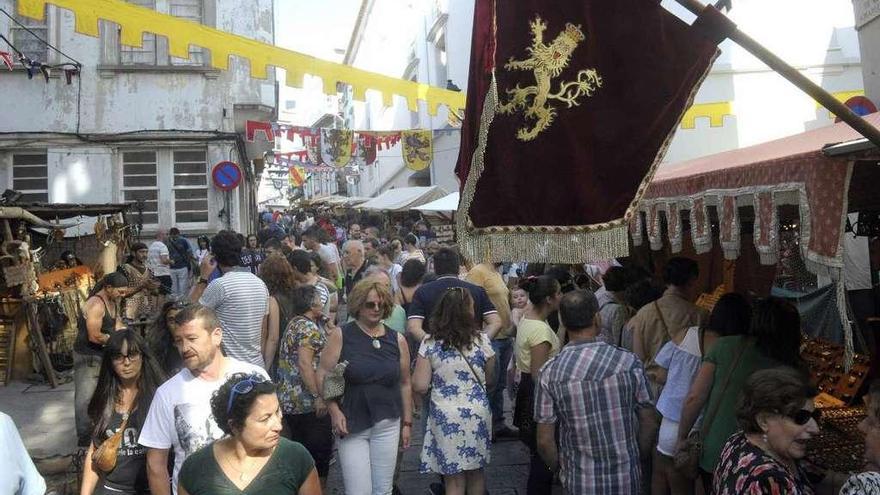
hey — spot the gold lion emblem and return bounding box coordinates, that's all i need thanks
[498,16,603,141]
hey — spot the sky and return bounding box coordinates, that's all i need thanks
[274,0,362,63]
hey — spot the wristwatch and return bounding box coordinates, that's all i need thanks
[197,278,209,285]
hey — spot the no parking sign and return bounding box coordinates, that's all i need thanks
[212,161,242,191]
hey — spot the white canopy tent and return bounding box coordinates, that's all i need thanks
[358,186,448,211]
[413,192,460,213]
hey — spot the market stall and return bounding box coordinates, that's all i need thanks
[629,113,880,472]
[357,186,448,212]
[0,202,132,386]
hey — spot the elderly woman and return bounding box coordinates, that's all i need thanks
[713,367,820,494]
[319,279,413,495]
[276,285,335,481]
[177,373,320,495]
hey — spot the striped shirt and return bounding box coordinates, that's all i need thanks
[535,339,652,495]
[199,270,269,368]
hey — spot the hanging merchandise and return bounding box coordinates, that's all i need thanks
[305,133,323,166]
[320,129,354,168]
[402,130,433,171]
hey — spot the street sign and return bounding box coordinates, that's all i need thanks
[835,96,878,123]
[212,161,242,191]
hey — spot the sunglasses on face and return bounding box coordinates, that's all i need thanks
[788,408,821,426]
[363,301,382,310]
[227,374,269,414]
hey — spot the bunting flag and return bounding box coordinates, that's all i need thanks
[0,51,13,71]
[18,0,465,115]
[320,129,353,168]
[289,166,306,187]
[401,130,433,171]
[454,0,729,263]
[246,120,275,142]
[356,134,377,165]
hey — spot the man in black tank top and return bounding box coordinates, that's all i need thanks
[73,272,127,447]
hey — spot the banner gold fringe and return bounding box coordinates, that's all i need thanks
[17,0,465,115]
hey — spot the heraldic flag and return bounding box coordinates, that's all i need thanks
[455,0,728,263]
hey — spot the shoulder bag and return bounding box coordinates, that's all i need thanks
[455,344,487,395]
[92,411,130,474]
[322,360,349,401]
[674,338,748,478]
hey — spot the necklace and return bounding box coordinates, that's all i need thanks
[222,450,253,482]
[356,322,383,350]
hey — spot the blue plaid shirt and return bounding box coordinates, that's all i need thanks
[535,339,652,494]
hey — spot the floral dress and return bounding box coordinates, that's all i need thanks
[419,334,495,475]
[275,316,326,415]
[713,431,814,495]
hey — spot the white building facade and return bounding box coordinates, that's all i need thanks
[0,0,276,236]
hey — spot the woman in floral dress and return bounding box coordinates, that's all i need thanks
[413,287,496,495]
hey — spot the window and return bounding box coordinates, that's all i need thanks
[122,151,159,225]
[12,152,48,203]
[170,0,206,66]
[120,0,158,65]
[10,12,48,63]
[172,149,209,224]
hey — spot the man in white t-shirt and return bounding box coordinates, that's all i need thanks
[147,229,173,297]
[139,304,267,495]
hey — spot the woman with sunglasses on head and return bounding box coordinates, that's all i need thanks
[318,279,413,495]
[81,330,165,495]
[177,373,321,495]
[712,367,820,494]
[412,287,496,495]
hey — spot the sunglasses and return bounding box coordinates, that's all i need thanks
[363,301,382,310]
[788,408,821,425]
[226,374,269,414]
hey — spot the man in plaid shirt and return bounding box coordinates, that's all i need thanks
[535,290,655,494]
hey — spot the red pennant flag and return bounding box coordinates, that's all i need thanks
[245,120,275,142]
[455,0,727,263]
[0,52,13,71]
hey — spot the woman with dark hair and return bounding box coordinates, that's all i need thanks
[318,279,412,495]
[651,293,751,495]
[597,266,634,347]
[152,300,186,374]
[677,297,805,490]
[276,284,335,482]
[259,253,297,372]
[399,233,426,264]
[194,236,210,265]
[513,275,562,494]
[713,367,820,494]
[396,258,426,314]
[80,330,165,495]
[177,373,320,494]
[413,287,496,494]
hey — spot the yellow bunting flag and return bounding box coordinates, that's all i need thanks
[401,130,433,171]
[17,0,466,115]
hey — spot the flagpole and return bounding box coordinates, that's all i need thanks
[674,0,880,148]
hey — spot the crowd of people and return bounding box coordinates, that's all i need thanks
[2,209,877,495]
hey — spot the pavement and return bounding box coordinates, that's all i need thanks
[1,377,548,494]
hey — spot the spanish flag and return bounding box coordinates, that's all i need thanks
[455,0,728,263]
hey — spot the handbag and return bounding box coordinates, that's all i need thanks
[322,360,349,401]
[674,336,747,478]
[92,412,130,474]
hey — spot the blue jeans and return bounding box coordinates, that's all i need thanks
[490,337,514,429]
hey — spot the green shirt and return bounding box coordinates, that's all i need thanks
[699,335,778,473]
[178,438,314,495]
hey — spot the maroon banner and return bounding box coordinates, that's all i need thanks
[455,0,726,263]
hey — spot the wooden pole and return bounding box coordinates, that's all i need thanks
[674,0,880,148]
[24,301,58,388]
